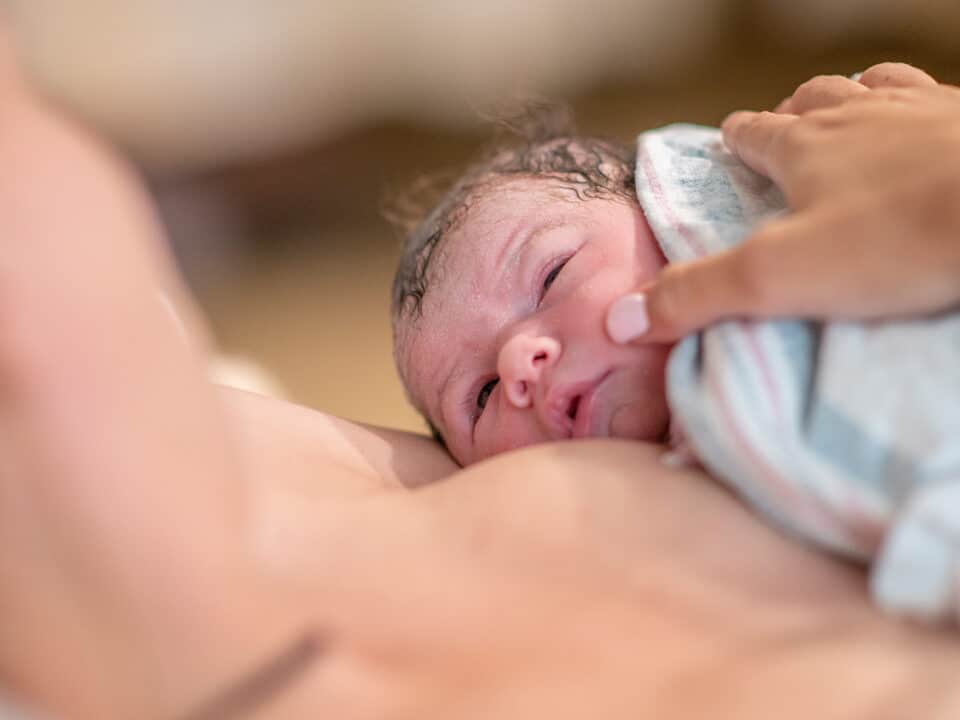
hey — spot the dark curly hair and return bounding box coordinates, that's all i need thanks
[388,101,637,324]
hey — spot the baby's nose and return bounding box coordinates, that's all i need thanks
[497,334,561,408]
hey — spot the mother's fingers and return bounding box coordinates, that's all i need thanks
[776,74,867,114]
[858,62,937,89]
[613,208,876,343]
[721,110,797,182]
[774,64,938,115]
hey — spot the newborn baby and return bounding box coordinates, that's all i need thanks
[392,114,960,621]
[392,130,674,466]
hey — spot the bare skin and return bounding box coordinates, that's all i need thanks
[248,441,960,720]
[0,39,958,719]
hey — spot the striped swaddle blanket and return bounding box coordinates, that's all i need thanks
[636,124,960,620]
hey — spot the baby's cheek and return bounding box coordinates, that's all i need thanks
[635,206,667,275]
[476,414,550,463]
[612,345,673,442]
[637,243,667,283]
[611,386,670,442]
[610,402,669,440]
[581,267,636,305]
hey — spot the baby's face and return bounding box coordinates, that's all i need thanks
[396,177,672,465]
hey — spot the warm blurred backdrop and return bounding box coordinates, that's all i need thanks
[7,0,960,432]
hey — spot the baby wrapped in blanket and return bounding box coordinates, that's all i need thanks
[391,120,960,621]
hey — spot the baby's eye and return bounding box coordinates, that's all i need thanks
[477,377,499,412]
[541,258,569,298]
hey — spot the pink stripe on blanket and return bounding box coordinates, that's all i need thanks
[708,325,866,548]
[640,153,707,258]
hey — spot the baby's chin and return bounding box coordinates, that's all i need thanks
[589,366,670,443]
[610,403,659,438]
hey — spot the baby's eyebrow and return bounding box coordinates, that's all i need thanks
[493,215,569,275]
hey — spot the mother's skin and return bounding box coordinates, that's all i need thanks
[0,39,958,718]
[277,440,960,719]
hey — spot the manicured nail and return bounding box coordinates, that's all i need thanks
[606,293,649,343]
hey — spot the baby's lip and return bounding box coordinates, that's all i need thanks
[546,371,612,440]
[571,371,615,439]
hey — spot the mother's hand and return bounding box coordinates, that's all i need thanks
[609,63,960,343]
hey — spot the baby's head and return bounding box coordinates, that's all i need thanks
[391,108,672,465]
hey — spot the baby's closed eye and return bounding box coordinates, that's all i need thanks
[539,257,570,304]
[477,378,499,412]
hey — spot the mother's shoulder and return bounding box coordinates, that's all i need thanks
[218,386,456,495]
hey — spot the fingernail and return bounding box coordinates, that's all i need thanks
[606,293,649,343]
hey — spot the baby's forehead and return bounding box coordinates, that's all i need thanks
[426,178,584,304]
[439,177,585,261]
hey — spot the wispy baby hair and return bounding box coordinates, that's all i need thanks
[387,100,637,325]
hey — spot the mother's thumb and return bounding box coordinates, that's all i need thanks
[606,248,761,343]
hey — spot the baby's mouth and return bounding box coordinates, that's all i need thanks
[569,371,615,439]
[546,376,602,440]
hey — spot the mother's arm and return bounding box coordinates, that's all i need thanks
[218,386,456,496]
[0,50,262,717]
[0,27,457,716]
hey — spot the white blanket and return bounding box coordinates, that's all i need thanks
[637,124,960,621]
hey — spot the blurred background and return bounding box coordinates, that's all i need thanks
[6,0,960,433]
